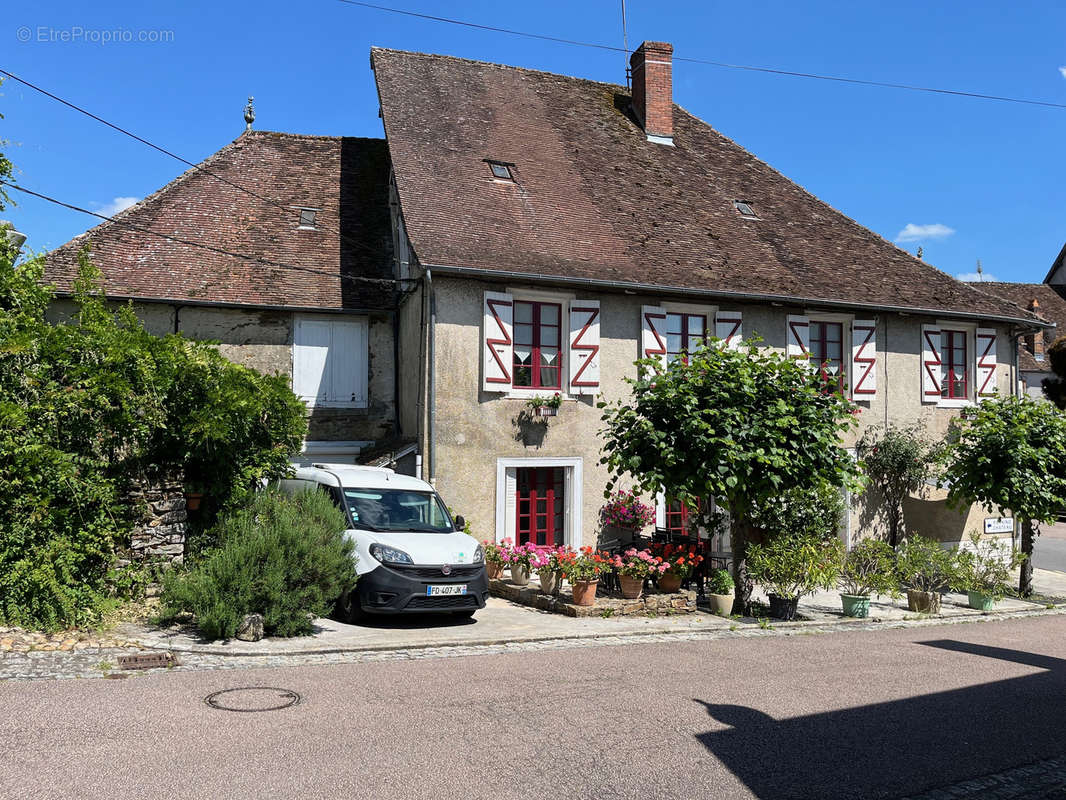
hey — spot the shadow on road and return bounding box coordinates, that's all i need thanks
[694,639,1066,799]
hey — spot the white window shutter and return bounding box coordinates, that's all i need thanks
[568,300,600,395]
[293,319,331,404]
[921,324,942,402]
[654,491,666,529]
[641,305,668,369]
[787,315,810,361]
[329,320,368,407]
[502,468,517,543]
[851,319,877,398]
[715,311,743,350]
[976,328,997,399]
[483,291,514,392]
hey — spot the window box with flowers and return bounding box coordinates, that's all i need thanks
[526,392,563,417]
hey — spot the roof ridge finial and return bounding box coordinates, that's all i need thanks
[244,96,255,132]
[976,258,983,281]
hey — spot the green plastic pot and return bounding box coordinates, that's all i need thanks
[967,590,996,611]
[840,593,870,618]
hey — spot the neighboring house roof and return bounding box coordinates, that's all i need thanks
[371,48,1044,326]
[980,281,1066,371]
[44,131,395,310]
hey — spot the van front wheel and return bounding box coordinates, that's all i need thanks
[335,590,367,624]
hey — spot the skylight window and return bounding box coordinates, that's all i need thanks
[486,160,515,181]
[296,208,318,229]
[734,200,759,220]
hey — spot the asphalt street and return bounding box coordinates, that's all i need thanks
[3,615,1066,800]
[1035,522,1066,575]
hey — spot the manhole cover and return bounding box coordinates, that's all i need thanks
[204,687,301,713]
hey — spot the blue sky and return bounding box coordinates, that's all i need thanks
[3,1,1064,283]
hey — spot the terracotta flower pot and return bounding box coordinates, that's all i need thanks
[906,589,941,614]
[509,564,530,586]
[487,562,504,581]
[571,580,599,606]
[658,572,682,593]
[539,569,561,595]
[184,492,202,511]
[709,593,734,616]
[619,574,644,599]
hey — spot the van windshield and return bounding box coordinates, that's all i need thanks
[341,488,454,533]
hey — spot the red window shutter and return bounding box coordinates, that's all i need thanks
[483,291,514,391]
[568,300,600,394]
[921,324,942,402]
[641,305,668,369]
[714,311,743,350]
[851,319,877,398]
[976,328,997,399]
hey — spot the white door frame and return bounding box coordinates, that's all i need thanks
[495,457,583,547]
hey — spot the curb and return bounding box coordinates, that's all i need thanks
[123,602,1066,659]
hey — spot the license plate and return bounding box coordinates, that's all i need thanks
[427,584,467,596]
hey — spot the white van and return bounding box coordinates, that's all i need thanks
[279,464,487,620]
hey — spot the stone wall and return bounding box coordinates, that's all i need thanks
[124,478,188,566]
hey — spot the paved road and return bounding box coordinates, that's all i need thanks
[4,616,1066,800]
[1035,522,1066,574]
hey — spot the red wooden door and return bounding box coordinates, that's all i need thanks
[515,467,564,546]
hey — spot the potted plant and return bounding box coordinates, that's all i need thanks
[561,547,611,606]
[954,531,1025,611]
[526,392,563,417]
[746,532,843,620]
[506,541,537,586]
[184,483,207,511]
[609,548,668,599]
[896,535,958,614]
[531,545,569,595]
[653,543,704,593]
[600,490,656,546]
[838,539,899,618]
[483,539,507,581]
[706,569,735,615]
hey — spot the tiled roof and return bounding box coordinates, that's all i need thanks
[44,132,395,310]
[372,48,1043,325]
[979,281,1066,371]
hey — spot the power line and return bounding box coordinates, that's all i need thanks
[337,0,1066,110]
[1,179,413,289]
[0,68,390,260]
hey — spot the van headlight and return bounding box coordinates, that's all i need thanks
[473,545,484,564]
[369,543,414,565]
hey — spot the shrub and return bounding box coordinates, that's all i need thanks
[747,531,843,600]
[856,424,938,547]
[839,539,899,598]
[160,489,356,639]
[750,480,846,543]
[896,535,957,595]
[954,531,1025,602]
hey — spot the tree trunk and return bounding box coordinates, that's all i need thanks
[1019,517,1035,598]
[730,517,753,615]
[887,501,902,549]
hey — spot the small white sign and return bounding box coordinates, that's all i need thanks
[984,517,1015,534]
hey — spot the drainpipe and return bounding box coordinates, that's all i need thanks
[426,268,436,483]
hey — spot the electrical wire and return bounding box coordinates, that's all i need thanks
[336,0,1066,110]
[1,179,413,288]
[0,68,392,260]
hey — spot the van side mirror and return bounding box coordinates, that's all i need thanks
[454,515,465,532]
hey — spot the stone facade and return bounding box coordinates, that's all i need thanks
[125,478,188,566]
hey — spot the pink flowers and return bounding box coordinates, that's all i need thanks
[600,490,656,530]
[613,548,669,578]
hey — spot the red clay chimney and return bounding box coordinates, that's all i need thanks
[630,41,674,145]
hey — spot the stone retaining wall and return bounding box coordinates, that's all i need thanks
[490,578,696,617]
[124,478,188,566]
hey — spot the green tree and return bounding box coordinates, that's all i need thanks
[855,424,937,547]
[944,396,1066,596]
[599,342,861,612]
[1041,336,1066,408]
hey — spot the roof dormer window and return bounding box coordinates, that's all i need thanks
[734,200,759,220]
[486,160,515,181]
[294,207,319,229]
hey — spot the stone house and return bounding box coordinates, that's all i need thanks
[43,130,411,468]
[370,42,1048,549]
[979,244,1066,400]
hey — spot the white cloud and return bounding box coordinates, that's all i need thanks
[895,222,956,243]
[1059,66,1066,79]
[956,271,999,283]
[96,196,140,217]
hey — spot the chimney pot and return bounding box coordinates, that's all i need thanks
[630,41,674,145]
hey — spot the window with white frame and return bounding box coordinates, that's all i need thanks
[920,323,997,405]
[293,316,368,408]
[940,329,968,400]
[664,312,707,365]
[809,319,846,393]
